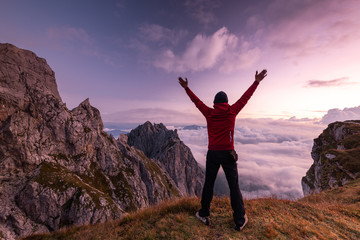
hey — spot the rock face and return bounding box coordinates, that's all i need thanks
[302,120,360,196]
[0,43,196,239]
[127,122,204,196]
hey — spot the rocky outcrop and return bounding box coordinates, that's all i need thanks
[302,120,360,196]
[0,43,182,239]
[127,121,204,196]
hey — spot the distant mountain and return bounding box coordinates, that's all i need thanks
[103,123,136,139]
[182,125,204,130]
[104,129,128,138]
[0,43,202,240]
[127,121,204,196]
[302,120,360,195]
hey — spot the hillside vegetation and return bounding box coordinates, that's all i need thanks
[22,179,360,240]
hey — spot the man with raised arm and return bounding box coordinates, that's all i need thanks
[178,69,267,231]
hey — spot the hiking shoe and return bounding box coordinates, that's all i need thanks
[234,214,248,231]
[195,212,209,225]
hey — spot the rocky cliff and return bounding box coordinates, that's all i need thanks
[127,122,204,196]
[0,43,198,239]
[302,120,360,195]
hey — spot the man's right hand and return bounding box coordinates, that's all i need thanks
[178,77,188,88]
[255,69,267,82]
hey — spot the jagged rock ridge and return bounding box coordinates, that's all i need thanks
[127,121,204,196]
[302,120,360,195]
[0,43,201,239]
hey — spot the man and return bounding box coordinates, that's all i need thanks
[178,69,267,231]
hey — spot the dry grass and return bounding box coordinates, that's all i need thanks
[22,179,360,240]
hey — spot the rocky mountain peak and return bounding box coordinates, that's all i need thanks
[0,44,197,240]
[302,120,360,196]
[71,98,104,131]
[0,43,61,110]
[127,122,204,196]
[128,121,178,157]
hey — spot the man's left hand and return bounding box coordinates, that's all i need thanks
[178,77,188,88]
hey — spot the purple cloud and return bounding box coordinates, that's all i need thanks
[321,106,360,124]
[152,27,260,73]
[305,77,356,87]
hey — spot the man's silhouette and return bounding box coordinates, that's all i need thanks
[178,69,267,231]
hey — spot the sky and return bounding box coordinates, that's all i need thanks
[2,0,360,198]
[1,0,360,125]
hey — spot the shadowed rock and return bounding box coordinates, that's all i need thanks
[127,121,204,196]
[302,120,360,196]
[0,43,184,239]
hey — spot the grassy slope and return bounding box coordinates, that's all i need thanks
[23,179,360,240]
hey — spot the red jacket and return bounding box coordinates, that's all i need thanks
[185,81,259,150]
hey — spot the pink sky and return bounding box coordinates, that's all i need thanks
[1,0,360,124]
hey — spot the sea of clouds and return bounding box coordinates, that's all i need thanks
[104,105,360,200]
[321,106,360,124]
[105,119,324,200]
[175,118,324,200]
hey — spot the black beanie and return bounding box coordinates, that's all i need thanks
[214,91,228,104]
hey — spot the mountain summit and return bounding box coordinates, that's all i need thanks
[127,121,204,196]
[302,120,360,195]
[0,43,202,240]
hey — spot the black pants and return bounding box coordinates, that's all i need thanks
[198,150,246,226]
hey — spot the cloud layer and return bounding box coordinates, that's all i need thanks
[321,106,360,124]
[305,77,357,88]
[136,0,360,74]
[177,118,324,199]
[152,27,260,73]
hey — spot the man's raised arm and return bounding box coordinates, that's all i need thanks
[231,69,267,115]
[178,77,210,116]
